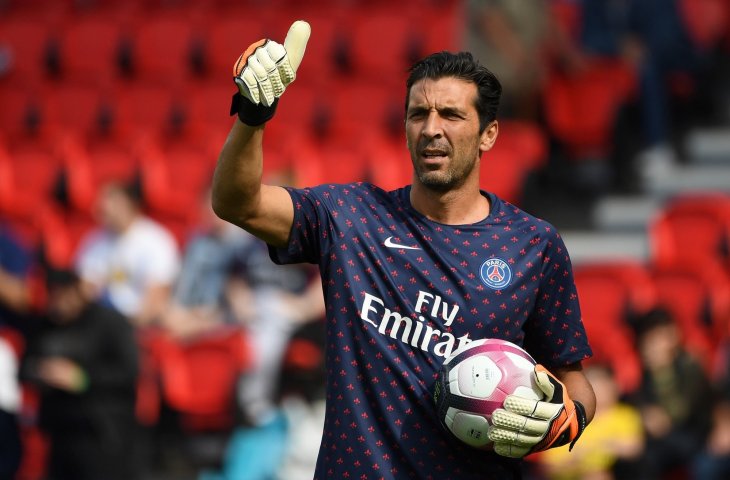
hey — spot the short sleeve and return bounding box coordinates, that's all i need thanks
[268,185,337,266]
[523,231,592,367]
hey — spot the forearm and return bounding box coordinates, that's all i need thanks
[554,364,596,423]
[212,119,266,226]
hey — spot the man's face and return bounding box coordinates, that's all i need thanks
[405,77,496,192]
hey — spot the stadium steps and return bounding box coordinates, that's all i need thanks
[572,125,730,264]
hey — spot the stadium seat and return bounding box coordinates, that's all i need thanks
[201,15,265,79]
[127,14,197,82]
[139,139,217,243]
[0,85,46,138]
[0,143,63,220]
[114,83,179,134]
[63,139,141,215]
[348,9,423,81]
[542,58,636,159]
[650,264,730,373]
[57,13,124,82]
[184,82,234,135]
[323,81,399,140]
[415,1,463,54]
[573,261,657,393]
[359,132,412,192]
[679,0,730,51]
[45,84,108,137]
[480,121,548,204]
[149,327,251,431]
[0,16,54,82]
[650,193,730,274]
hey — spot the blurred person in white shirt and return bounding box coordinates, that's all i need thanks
[75,182,180,327]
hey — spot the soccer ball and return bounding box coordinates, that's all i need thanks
[433,338,543,449]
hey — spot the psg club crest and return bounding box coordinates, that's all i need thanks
[479,258,512,290]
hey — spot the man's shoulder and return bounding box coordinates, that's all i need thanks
[491,195,560,234]
[292,182,405,209]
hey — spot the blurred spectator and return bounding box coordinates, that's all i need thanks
[536,363,644,480]
[693,340,730,479]
[464,0,550,120]
[20,267,139,480]
[75,181,180,327]
[0,224,32,479]
[628,307,713,479]
[694,400,730,480]
[201,234,325,480]
[0,224,32,329]
[625,0,706,177]
[161,189,253,339]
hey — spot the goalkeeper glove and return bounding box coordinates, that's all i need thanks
[488,364,587,458]
[230,20,311,126]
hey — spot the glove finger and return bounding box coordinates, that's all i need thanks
[488,425,542,447]
[266,41,296,87]
[283,20,311,72]
[255,47,285,98]
[534,367,556,401]
[492,409,551,437]
[235,68,260,105]
[247,55,275,107]
[493,442,531,459]
[504,394,563,420]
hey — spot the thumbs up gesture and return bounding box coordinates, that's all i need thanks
[233,20,311,107]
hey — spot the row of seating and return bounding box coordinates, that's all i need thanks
[575,193,730,393]
[0,2,461,86]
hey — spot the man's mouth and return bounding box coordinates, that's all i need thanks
[420,149,449,162]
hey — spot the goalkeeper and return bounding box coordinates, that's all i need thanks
[212,21,596,479]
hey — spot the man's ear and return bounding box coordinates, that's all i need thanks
[480,121,499,153]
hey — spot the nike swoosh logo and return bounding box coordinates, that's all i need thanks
[384,236,422,250]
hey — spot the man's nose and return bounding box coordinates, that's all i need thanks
[421,111,443,139]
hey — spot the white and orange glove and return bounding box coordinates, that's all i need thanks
[488,365,587,458]
[230,20,311,125]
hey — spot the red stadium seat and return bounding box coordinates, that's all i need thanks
[650,264,730,372]
[348,9,422,81]
[147,327,251,431]
[480,121,548,204]
[650,193,730,274]
[114,83,178,134]
[128,15,197,82]
[0,143,63,220]
[139,139,217,243]
[45,84,107,137]
[58,13,124,82]
[679,0,730,50]
[542,59,636,159]
[0,85,46,138]
[323,81,399,140]
[360,132,411,192]
[201,15,265,79]
[0,16,53,82]
[64,139,141,215]
[573,261,657,393]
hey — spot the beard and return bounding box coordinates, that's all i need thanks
[411,147,479,192]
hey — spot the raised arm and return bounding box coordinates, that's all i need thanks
[211,21,311,248]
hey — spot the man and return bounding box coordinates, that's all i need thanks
[75,182,180,327]
[212,21,595,479]
[20,268,139,480]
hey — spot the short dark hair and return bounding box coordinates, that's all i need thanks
[405,51,502,132]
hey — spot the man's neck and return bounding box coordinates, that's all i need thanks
[409,182,490,225]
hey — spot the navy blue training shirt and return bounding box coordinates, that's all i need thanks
[269,183,592,480]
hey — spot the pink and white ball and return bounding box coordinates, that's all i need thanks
[433,338,542,449]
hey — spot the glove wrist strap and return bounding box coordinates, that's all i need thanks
[230,92,278,126]
[568,400,587,451]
